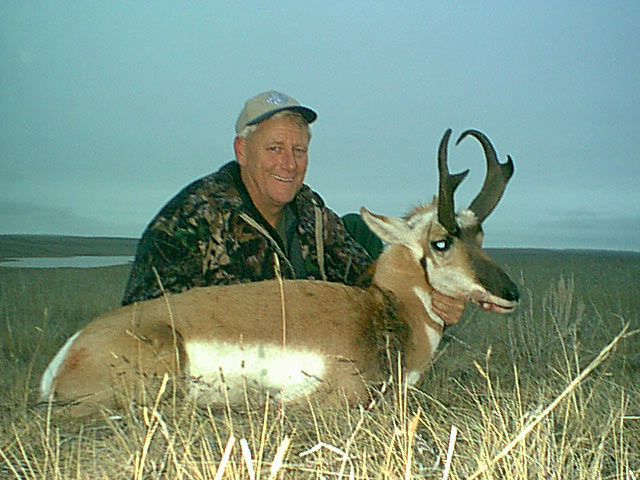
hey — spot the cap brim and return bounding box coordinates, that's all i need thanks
[247,105,317,126]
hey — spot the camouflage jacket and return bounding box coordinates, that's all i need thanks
[122,161,375,305]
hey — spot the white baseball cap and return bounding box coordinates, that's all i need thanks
[235,91,317,134]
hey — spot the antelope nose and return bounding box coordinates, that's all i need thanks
[503,285,519,303]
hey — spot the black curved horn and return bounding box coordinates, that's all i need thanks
[457,130,514,223]
[437,129,469,234]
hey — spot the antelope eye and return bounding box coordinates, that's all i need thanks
[431,238,451,252]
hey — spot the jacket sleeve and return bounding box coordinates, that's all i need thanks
[122,197,279,305]
[121,211,212,305]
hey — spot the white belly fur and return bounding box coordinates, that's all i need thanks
[184,340,327,404]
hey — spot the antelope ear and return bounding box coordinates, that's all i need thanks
[360,207,411,245]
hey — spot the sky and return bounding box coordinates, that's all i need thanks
[1,1,639,252]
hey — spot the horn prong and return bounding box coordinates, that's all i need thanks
[457,129,514,223]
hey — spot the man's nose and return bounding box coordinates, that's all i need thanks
[281,148,297,169]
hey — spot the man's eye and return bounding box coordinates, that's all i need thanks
[269,146,281,152]
[431,238,452,252]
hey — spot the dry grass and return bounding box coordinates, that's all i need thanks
[1,250,639,479]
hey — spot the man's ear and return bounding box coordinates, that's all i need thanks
[234,136,247,166]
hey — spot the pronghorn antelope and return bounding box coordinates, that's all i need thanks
[40,129,519,415]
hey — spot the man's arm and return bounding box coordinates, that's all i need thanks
[341,212,384,259]
[122,223,203,305]
[320,206,377,286]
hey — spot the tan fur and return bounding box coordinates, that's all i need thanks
[43,280,401,414]
[372,244,440,375]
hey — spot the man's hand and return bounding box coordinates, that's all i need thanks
[432,290,466,326]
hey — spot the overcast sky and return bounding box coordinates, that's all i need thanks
[1,2,639,251]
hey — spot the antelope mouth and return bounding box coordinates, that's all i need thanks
[469,294,518,314]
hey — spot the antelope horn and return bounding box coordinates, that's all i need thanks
[457,130,514,223]
[437,129,469,235]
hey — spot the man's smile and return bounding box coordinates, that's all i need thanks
[272,174,294,183]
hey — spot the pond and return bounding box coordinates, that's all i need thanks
[0,256,134,268]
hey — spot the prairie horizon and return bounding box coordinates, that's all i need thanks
[2,234,639,262]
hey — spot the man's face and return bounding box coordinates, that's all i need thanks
[235,115,310,224]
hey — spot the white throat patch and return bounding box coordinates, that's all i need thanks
[412,286,445,329]
[411,286,444,353]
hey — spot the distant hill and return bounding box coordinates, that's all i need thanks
[1,234,637,262]
[0,234,139,259]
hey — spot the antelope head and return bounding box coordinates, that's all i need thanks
[362,129,519,320]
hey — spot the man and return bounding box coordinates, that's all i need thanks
[122,91,464,323]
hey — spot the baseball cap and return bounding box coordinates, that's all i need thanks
[235,91,317,134]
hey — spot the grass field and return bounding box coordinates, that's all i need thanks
[0,244,638,479]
